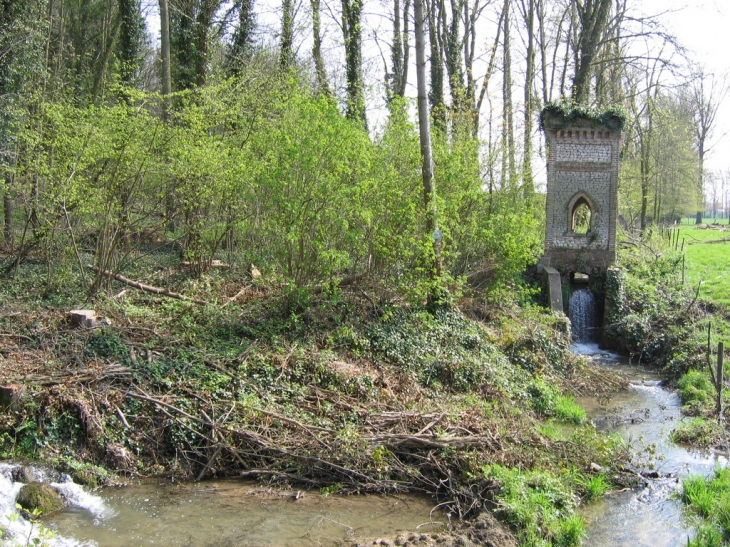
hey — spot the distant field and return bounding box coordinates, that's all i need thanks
[673,219,730,305]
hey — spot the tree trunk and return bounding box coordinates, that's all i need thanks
[571,0,612,105]
[697,146,704,224]
[537,0,548,104]
[342,0,366,128]
[311,0,330,95]
[159,0,172,101]
[230,0,255,73]
[414,0,442,278]
[3,173,11,248]
[521,0,535,197]
[194,0,218,87]
[280,0,294,69]
[118,0,145,84]
[427,0,445,130]
[91,4,121,102]
[474,2,504,134]
[501,0,515,191]
[341,0,367,129]
[387,0,410,100]
[443,0,465,113]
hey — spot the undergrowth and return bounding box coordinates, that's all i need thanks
[0,259,634,546]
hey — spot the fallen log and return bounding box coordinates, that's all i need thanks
[87,265,209,306]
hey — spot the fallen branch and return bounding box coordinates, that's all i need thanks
[87,265,209,306]
[364,433,499,451]
[240,469,320,485]
[4,364,131,386]
[225,285,251,305]
[0,333,35,343]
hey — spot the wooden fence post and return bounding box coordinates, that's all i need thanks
[717,341,724,422]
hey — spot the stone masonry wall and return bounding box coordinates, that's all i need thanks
[543,124,621,271]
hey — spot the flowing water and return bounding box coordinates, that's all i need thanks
[574,344,728,546]
[0,466,442,547]
[569,288,597,343]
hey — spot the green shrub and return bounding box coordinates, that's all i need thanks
[552,396,586,425]
[577,474,610,502]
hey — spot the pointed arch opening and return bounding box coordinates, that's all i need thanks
[567,191,598,235]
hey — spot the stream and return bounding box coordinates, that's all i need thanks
[0,469,443,547]
[2,344,728,546]
[575,342,728,546]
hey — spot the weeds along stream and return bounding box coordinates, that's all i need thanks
[574,344,728,546]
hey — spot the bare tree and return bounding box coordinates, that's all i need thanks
[685,68,728,224]
[473,0,504,133]
[159,0,172,104]
[571,0,612,104]
[518,0,536,196]
[500,0,515,190]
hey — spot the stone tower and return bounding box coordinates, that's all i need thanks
[538,106,624,315]
[540,107,624,275]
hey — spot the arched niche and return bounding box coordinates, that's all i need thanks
[567,191,598,234]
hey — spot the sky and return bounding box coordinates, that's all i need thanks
[642,0,730,176]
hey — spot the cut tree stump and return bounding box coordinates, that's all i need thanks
[69,310,111,328]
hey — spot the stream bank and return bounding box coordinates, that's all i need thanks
[574,344,728,546]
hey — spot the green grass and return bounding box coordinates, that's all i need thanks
[682,467,730,546]
[679,216,730,226]
[668,222,730,306]
[677,370,715,406]
[482,464,586,547]
[670,418,723,448]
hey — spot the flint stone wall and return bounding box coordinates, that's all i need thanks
[542,115,622,273]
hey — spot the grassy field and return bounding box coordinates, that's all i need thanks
[671,218,730,306]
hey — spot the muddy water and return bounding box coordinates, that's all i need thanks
[574,344,728,546]
[43,480,441,547]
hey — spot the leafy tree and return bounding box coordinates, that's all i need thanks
[1,0,46,246]
[170,0,222,90]
[280,0,294,70]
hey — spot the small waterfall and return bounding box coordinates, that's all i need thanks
[0,462,107,546]
[569,287,597,342]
